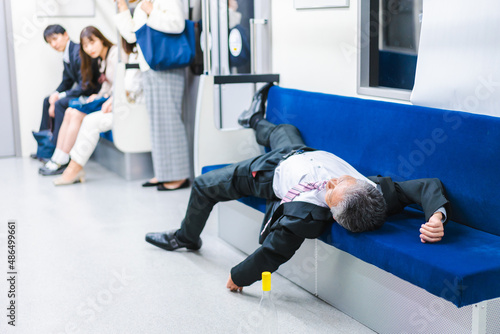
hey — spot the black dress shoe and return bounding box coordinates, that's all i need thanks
[157,179,190,191]
[39,160,69,176]
[30,153,50,163]
[145,230,202,251]
[238,82,274,128]
[142,181,160,187]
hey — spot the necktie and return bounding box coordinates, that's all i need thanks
[280,180,328,204]
[261,180,328,236]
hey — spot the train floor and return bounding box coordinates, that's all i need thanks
[0,157,374,334]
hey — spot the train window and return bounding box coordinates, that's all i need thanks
[358,0,423,100]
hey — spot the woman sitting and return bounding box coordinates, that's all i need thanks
[53,39,141,185]
[39,26,117,176]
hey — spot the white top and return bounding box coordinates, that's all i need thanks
[57,40,73,98]
[62,40,71,64]
[97,45,119,98]
[114,0,185,72]
[273,151,377,208]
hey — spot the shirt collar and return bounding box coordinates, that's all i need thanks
[63,40,71,64]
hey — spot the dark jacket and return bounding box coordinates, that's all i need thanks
[56,41,100,98]
[230,174,450,287]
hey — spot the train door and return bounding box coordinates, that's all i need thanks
[201,0,278,129]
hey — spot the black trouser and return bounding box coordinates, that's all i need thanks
[176,120,306,243]
[39,96,53,131]
[51,96,74,145]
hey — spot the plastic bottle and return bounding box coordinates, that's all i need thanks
[256,271,278,333]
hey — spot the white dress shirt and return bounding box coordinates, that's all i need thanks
[62,40,71,64]
[272,150,447,221]
[57,40,72,99]
[273,151,377,208]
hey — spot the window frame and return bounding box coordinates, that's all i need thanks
[357,0,416,101]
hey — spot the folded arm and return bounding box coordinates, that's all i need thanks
[394,178,450,243]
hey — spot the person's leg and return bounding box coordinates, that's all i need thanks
[59,108,86,154]
[173,157,275,245]
[51,96,72,145]
[39,96,52,131]
[55,108,73,151]
[70,111,112,167]
[254,119,305,150]
[45,107,84,169]
[143,69,190,188]
[57,111,112,184]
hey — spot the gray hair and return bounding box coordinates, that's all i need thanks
[330,179,387,233]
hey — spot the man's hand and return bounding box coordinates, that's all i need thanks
[48,104,56,118]
[420,212,444,243]
[102,97,113,113]
[49,92,60,105]
[226,274,243,292]
[141,0,153,15]
[87,94,98,103]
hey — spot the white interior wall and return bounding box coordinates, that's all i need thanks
[271,1,359,96]
[13,0,368,156]
[10,0,117,157]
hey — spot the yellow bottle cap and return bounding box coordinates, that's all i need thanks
[262,271,271,291]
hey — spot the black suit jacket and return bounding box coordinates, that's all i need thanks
[56,41,99,98]
[230,166,450,287]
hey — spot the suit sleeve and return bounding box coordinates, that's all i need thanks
[393,178,450,224]
[59,48,86,98]
[56,64,76,94]
[230,222,305,287]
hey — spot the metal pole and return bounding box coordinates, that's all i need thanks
[201,0,211,75]
[249,18,267,75]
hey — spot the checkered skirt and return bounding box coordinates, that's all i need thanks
[143,68,189,181]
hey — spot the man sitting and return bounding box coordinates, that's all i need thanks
[145,85,450,291]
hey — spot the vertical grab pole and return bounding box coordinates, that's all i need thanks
[250,18,256,75]
[202,0,211,75]
[249,18,268,75]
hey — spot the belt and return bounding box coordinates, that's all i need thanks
[282,149,305,160]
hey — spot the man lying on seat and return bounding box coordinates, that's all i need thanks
[145,84,450,292]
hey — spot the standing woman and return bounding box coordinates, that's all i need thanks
[114,0,190,190]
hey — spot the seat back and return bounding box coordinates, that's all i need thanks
[266,86,500,236]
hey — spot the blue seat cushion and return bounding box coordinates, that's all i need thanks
[320,208,500,308]
[266,86,500,237]
[205,160,500,307]
[100,130,113,142]
[263,86,500,306]
[202,86,500,307]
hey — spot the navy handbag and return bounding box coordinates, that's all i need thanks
[32,129,56,159]
[135,20,196,71]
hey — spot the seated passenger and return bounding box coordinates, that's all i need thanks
[145,85,451,292]
[53,39,142,186]
[39,26,118,176]
[32,24,99,161]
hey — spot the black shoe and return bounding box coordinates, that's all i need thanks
[157,179,190,191]
[145,230,202,251]
[142,180,160,187]
[39,160,68,176]
[238,82,274,128]
[30,153,50,164]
